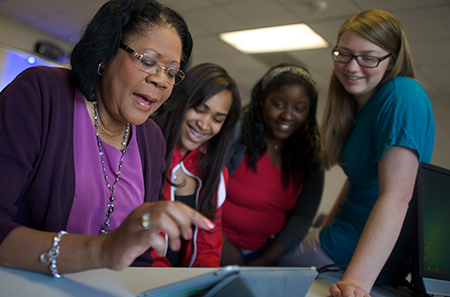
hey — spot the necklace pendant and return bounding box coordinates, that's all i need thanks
[106,203,115,216]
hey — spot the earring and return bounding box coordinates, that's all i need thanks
[97,61,104,76]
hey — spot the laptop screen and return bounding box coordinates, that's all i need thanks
[412,162,450,296]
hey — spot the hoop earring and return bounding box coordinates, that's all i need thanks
[97,61,104,76]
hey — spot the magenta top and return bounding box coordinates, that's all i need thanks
[66,89,144,235]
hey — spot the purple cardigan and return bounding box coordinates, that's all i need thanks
[0,67,165,264]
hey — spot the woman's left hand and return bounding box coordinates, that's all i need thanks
[221,236,245,266]
[246,241,287,266]
[329,280,371,297]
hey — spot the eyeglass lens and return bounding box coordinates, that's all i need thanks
[332,50,384,68]
[120,43,184,85]
[137,55,184,85]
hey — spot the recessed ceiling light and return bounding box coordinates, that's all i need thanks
[219,23,328,54]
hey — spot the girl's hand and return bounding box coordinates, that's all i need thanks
[221,236,244,266]
[329,280,371,297]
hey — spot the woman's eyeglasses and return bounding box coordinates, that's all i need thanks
[120,43,185,85]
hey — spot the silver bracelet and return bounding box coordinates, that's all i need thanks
[39,230,68,278]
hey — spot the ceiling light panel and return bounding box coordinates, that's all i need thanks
[220,23,329,54]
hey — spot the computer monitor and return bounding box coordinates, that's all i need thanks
[411,162,450,296]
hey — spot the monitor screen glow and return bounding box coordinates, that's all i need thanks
[0,47,59,91]
[413,162,450,296]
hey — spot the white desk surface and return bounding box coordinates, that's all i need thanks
[0,266,413,297]
[0,266,217,297]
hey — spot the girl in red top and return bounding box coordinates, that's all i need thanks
[222,63,324,266]
[153,63,241,267]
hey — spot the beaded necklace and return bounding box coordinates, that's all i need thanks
[93,101,130,234]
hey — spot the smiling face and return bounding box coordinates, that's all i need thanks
[178,90,233,157]
[262,84,310,144]
[333,29,393,108]
[98,25,182,127]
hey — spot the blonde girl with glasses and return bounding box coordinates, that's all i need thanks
[278,9,435,297]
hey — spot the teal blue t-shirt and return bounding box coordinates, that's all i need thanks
[320,76,435,265]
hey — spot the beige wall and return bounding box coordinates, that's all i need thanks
[0,15,71,56]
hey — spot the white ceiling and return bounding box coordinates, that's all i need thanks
[1,0,450,103]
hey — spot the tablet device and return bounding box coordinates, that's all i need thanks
[137,266,317,297]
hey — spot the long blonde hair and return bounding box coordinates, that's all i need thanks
[321,9,415,168]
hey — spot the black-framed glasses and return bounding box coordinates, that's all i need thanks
[120,43,185,85]
[332,48,392,68]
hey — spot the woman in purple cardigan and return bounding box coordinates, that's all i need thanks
[0,0,214,278]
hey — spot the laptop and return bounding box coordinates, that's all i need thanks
[411,162,450,296]
[137,266,317,297]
